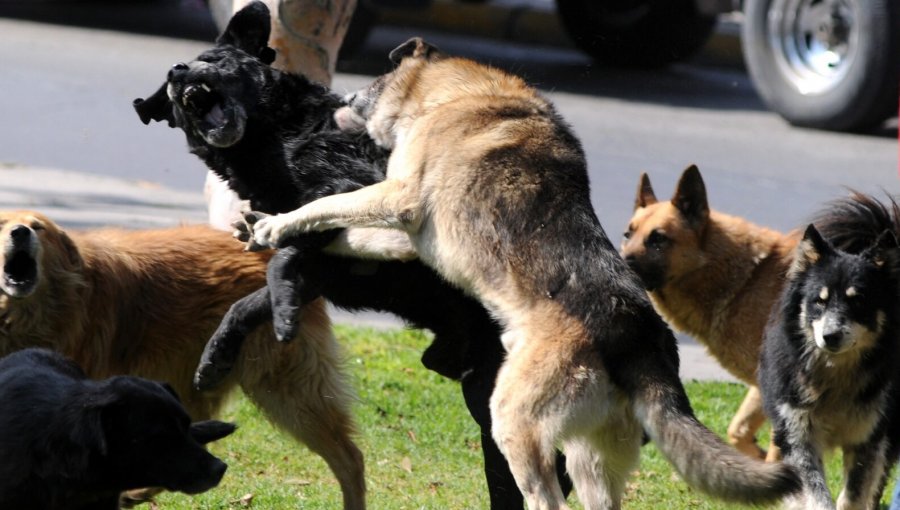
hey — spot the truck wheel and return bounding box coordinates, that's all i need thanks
[742,0,900,131]
[555,0,717,67]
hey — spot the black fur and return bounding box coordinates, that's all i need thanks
[133,2,570,507]
[0,348,234,510]
[760,196,900,509]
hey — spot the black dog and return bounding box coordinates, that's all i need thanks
[760,195,900,509]
[133,3,569,508]
[0,348,235,510]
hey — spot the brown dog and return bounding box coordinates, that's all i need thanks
[248,39,799,509]
[620,165,798,460]
[0,211,365,509]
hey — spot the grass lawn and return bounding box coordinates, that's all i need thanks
[155,325,896,509]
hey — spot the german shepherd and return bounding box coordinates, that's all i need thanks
[132,4,566,507]
[620,165,797,460]
[760,208,900,510]
[248,38,799,509]
[0,211,364,509]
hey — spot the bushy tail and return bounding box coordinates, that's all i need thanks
[812,191,900,253]
[632,376,800,504]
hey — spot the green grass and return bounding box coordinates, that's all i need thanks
[154,326,895,509]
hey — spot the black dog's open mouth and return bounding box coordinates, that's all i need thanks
[3,249,37,297]
[178,82,245,148]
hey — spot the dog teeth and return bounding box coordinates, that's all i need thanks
[200,84,211,93]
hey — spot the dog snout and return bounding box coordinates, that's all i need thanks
[822,328,844,350]
[10,225,32,245]
[168,62,190,80]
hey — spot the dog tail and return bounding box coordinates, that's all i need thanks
[630,356,799,503]
[812,191,900,253]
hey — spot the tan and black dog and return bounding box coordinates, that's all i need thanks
[0,211,365,509]
[620,165,798,461]
[248,39,799,509]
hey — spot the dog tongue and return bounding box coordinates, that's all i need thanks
[205,103,226,126]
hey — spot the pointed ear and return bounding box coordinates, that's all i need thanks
[133,82,176,127]
[862,229,899,268]
[671,165,709,227]
[789,224,833,278]
[216,1,274,60]
[389,37,442,64]
[190,420,237,445]
[634,172,657,210]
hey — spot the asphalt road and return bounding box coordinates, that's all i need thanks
[0,2,897,381]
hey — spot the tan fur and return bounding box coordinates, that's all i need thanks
[251,44,799,509]
[621,168,798,460]
[0,211,365,510]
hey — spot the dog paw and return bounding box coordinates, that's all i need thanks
[232,211,270,251]
[251,214,295,249]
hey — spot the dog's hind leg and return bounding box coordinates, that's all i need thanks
[563,424,642,510]
[239,300,366,510]
[195,286,272,391]
[265,243,329,342]
[727,385,769,460]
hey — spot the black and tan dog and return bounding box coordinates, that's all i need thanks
[620,166,797,460]
[250,38,799,509]
[761,199,900,509]
[0,210,363,509]
[0,348,234,510]
[132,3,567,508]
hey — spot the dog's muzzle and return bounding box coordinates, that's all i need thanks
[1,225,39,299]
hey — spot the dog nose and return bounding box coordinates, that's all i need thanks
[10,225,31,243]
[168,62,189,80]
[822,330,844,349]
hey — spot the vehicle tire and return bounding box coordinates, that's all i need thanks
[555,0,718,68]
[338,1,377,59]
[742,0,900,131]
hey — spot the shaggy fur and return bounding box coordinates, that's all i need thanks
[0,348,234,510]
[0,211,364,509]
[250,38,800,509]
[620,166,797,460]
[132,4,564,507]
[760,202,900,510]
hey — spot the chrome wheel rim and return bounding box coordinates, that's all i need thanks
[767,0,859,95]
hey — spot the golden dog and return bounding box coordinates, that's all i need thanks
[620,165,798,461]
[248,39,799,509]
[0,211,365,509]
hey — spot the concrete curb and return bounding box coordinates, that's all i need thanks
[376,1,744,68]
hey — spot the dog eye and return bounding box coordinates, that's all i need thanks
[622,231,631,240]
[646,230,668,247]
[31,223,45,231]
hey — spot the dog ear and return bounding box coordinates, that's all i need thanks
[190,420,237,445]
[133,83,176,127]
[55,229,83,270]
[671,164,709,227]
[217,1,273,61]
[789,224,834,278]
[389,37,442,64]
[862,229,899,268]
[634,172,657,210]
[36,395,112,480]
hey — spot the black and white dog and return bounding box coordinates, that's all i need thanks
[760,194,900,510]
[133,3,569,507]
[0,348,234,510]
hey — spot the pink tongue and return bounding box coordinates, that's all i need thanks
[205,103,226,125]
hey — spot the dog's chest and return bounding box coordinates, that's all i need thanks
[791,357,887,447]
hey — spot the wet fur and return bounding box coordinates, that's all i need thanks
[760,208,900,510]
[620,166,797,460]
[250,40,801,509]
[0,211,364,509]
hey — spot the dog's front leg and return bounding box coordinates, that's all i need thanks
[252,180,421,252]
[836,437,890,510]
